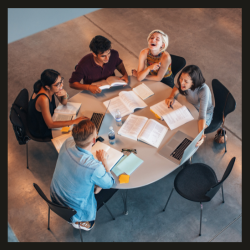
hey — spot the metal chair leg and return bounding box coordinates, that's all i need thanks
[121,190,128,215]
[221,184,225,203]
[222,128,227,153]
[163,187,174,212]
[26,143,29,169]
[78,224,83,242]
[103,202,115,220]
[48,207,50,230]
[199,203,203,236]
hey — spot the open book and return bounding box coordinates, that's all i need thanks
[150,100,194,130]
[92,76,127,90]
[117,114,168,148]
[132,83,154,100]
[52,102,82,131]
[103,91,147,119]
[91,141,124,170]
[52,135,123,171]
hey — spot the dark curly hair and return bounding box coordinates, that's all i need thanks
[177,65,205,96]
[89,35,111,55]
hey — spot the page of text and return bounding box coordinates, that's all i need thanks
[55,102,81,115]
[51,133,72,153]
[139,119,168,148]
[133,83,154,100]
[162,106,194,130]
[118,114,148,140]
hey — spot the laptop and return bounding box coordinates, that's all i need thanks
[158,129,205,165]
[90,100,111,134]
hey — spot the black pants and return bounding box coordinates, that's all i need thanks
[161,74,175,88]
[95,188,118,211]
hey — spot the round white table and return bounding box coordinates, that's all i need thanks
[52,76,199,189]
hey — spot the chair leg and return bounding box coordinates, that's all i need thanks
[199,203,203,236]
[121,190,128,215]
[222,128,227,153]
[48,207,50,230]
[221,184,225,203]
[163,187,174,212]
[78,224,83,242]
[26,142,29,169]
[103,202,115,220]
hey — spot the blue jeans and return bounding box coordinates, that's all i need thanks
[206,112,213,126]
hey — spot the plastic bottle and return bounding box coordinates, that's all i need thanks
[115,109,122,126]
[108,126,115,145]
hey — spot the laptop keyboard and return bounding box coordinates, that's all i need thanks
[170,138,192,160]
[91,113,104,133]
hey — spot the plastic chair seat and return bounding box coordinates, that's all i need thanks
[174,163,218,202]
[204,112,223,134]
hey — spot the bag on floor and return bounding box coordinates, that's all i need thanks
[214,128,227,144]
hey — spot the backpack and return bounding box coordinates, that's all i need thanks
[9,89,30,145]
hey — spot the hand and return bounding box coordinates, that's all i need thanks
[55,88,67,97]
[88,85,102,94]
[120,74,128,84]
[132,69,138,77]
[94,185,102,194]
[96,149,108,162]
[196,134,206,147]
[149,62,161,71]
[73,116,89,124]
[165,97,175,108]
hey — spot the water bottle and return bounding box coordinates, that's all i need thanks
[108,126,115,145]
[115,109,122,126]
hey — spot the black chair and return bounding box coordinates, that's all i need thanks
[9,89,51,169]
[162,157,236,236]
[33,183,118,242]
[204,79,236,152]
[170,54,186,78]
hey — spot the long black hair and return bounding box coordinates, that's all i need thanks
[33,69,60,94]
[177,65,205,95]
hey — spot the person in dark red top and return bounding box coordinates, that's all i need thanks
[69,35,129,94]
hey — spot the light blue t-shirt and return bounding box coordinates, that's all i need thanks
[50,137,115,223]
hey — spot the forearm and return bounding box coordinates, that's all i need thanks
[59,93,68,105]
[46,119,75,129]
[137,67,151,81]
[116,62,128,77]
[168,87,179,99]
[101,159,110,173]
[69,81,90,91]
[145,74,162,82]
[198,119,206,133]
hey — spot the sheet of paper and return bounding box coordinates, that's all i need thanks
[119,91,147,112]
[118,114,148,140]
[106,76,127,86]
[55,102,82,115]
[91,141,110,159]
[51,133,72,153]
[103,97,131,118]
[133,83,154,100]
[162,106,194,130]
[150,100,183,119]
[112,155,128,176]
[52,113,75,122]
[139,119,168,148]
[112,153,144,175]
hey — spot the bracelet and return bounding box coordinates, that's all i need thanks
[62,93,69,100]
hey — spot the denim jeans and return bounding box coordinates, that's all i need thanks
[206,112,214,126]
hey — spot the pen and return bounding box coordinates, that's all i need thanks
[170,103,174,109]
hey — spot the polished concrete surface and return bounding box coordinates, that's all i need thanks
[8,8,242,242]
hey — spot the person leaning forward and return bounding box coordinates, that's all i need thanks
[69,35,129,94]
[50,120,115,231]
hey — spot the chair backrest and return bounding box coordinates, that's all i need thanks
[9,89,29,145]
[33,183,76,223]
[212,79,236,120]
[170,54,186,78]
[205,157,236,199]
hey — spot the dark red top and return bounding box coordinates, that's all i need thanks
[69,49,122,85]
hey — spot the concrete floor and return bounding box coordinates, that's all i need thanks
[8,8,242,242]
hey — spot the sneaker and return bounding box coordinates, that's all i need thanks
[72,221,95,231]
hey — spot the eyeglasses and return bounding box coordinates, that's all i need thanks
[53,77,64,87]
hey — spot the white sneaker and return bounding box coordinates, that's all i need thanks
[72,221,95,231]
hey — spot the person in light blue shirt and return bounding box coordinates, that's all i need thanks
[50,119,115,231]
[165,65,214,147]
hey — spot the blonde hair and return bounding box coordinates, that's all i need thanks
[147,29,169,52]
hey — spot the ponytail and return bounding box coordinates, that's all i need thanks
[33,80,43,94]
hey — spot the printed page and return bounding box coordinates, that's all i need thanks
[118,114,148,140]
[119,91,147,112]
[103,97,131,118]
[54,102,82,115]
[92,79,110,90]
[150,100,183,119]
[52,113,75,122]
[106,76,127,87]
[51,133,72,153]
[132,83,154,100]
[91,141,110,159]
[138,119,168,148]
[162,106,194,130]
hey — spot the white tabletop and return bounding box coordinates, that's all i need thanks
[52,76,199,189]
